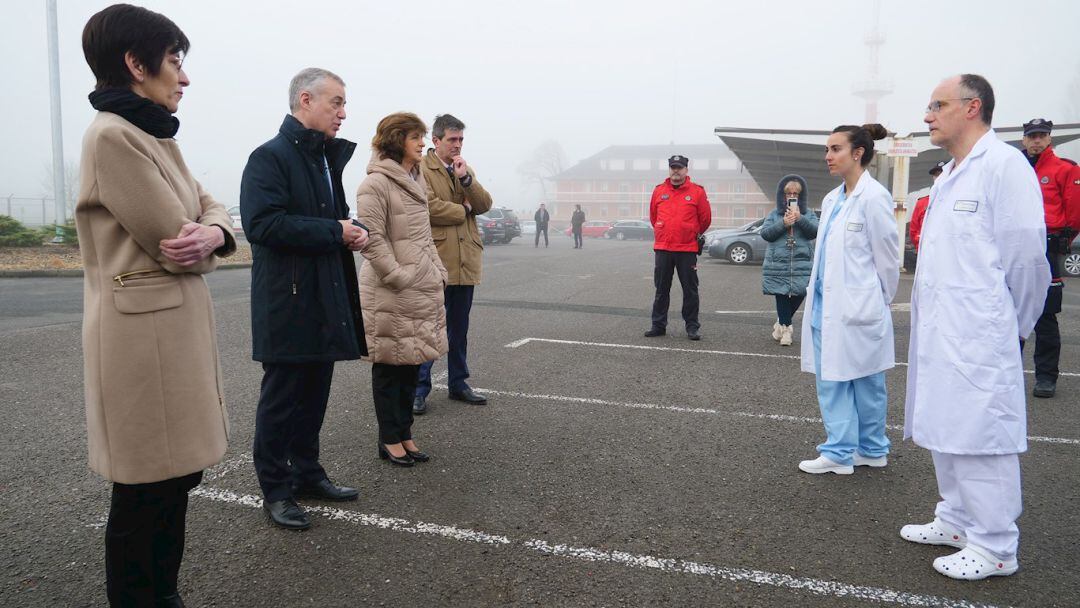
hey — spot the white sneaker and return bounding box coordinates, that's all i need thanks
[798,455,854,475]
[900,518,967,548]
[771,321,783,341]
[780,325,793,346]
[853,453,887,467]
[933,546,1018,581]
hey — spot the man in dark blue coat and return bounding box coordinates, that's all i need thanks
[240,68,368,530]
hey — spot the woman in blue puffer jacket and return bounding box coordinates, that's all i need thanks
[760,174,818,345]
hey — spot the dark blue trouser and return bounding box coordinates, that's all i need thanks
[650,250,699,332]
[774,294,806,326]
[573,226,583,248]
[253,361,334,502]
[1029,282,1062,383]
[417,285,474,398]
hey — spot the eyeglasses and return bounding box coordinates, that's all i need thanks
[925,97,975,114]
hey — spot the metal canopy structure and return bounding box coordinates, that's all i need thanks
[715,124,1080,208]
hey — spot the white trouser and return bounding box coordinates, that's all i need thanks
[931,450,1022,560]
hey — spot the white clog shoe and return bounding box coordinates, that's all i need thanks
[798,455,854,475]
[899,518,966,548]
[933,546,1018,580]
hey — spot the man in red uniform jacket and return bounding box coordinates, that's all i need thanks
[908,161,946,252]
[1022,118,1080,398]
[645,154,712,340]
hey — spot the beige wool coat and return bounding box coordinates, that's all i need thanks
[357,155,449,365]
[420,149,493,285]
[76,112,235,484]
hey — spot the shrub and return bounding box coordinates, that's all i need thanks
[0,215,45,247]
[38,222,79,247]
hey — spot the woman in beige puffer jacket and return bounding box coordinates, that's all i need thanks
[357,112,448,466]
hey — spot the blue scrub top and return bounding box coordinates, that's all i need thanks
[812,188,847,330]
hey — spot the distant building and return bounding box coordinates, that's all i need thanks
[548,144,770,230]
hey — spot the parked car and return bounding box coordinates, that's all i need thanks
[476,213,506,245]
[227,205,243,233]
[1066,241,1080,277]
[564,220,615,239]
[705,218,768,264]
[521,220,536,235]
[604,219,654,241]
[483,207,520,243]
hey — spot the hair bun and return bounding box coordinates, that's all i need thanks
[862,123,888,140]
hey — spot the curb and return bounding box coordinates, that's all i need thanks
[0,262,253,278]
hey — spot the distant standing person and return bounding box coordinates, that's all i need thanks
[644,154,712,341]
[534,203,550,247]
[571,204,586,248]
[907,161,945,252]
[798,124,899,476]
[414,114,494,414]
[760,174,818,346]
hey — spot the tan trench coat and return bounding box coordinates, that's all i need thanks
[357,155,449,365]
[420,149,493,285]
[75,112,235,484]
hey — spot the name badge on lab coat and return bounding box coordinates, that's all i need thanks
[953,200,979,212]
[846,222,864,232]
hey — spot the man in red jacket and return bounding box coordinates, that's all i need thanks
[645,154,712,340]
[1022,118,1080,398]
[908,161,945,252]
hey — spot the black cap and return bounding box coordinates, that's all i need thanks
[1023,118,1053,136]
[929,160,946,176]
[668,154,688,168]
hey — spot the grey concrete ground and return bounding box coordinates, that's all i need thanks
[2,235,1078,607]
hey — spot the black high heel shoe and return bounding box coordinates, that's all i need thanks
[378,443,415,467]
[404,448,430,462]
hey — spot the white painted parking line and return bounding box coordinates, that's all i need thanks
[505,337,1080,378]
[191,486,1004,608]
[431,383,1080,446]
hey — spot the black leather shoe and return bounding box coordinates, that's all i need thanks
[1033,380,1056,398]
[413,394,428,415]
[378,443,415,467]
[263,498,311,530]
[448,387,488,405]
[404,448,430,462]
[156,594,185,608]
[687,330,701,341]
[291,478,359,501]
[644,327,666,337]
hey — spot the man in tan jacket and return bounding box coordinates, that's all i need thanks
[414,114,493,414]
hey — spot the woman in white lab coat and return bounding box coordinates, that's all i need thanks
[797,123,900,475]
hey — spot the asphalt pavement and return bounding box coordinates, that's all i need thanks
[2,234,1078,607]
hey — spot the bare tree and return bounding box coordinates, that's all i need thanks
[517,140,566,202]
[40,160,79,215]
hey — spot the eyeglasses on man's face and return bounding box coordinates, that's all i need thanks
[925,97,976,114]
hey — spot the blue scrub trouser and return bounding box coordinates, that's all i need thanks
[811,327,890,465]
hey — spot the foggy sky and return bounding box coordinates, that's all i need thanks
[2,0,1079,215]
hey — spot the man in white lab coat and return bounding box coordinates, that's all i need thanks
[901,74,1050,580]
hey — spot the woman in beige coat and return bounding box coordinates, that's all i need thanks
[357,113,448,466]
[77,6,234,606]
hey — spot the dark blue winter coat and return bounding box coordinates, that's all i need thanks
[760,174,818,297]
[240,115,367,363]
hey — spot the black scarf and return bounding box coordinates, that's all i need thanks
[88,88,179,139]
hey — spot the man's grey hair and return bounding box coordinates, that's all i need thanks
[958,73,995,126]
[432,114,466,139]
[288,68,345,112]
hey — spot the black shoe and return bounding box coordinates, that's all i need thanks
[687,330,701,341]
[413,394,428,415]
[156,594,185,608]
[448,387,488,405]
[644,327,666,337]
[291,478,359,501]
[263,498,311,530]
[378,443,415,467]
[404,448,431,462]
[1033,380,1056,398]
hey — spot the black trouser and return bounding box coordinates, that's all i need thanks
[1033,282,1063,383]
[535,226,549,247]
[572,226,583,248]
[106,471,202,607]
[372,363,420,444]
[774,294,805,326]
[650,250,699,332]
[253,361,334,502]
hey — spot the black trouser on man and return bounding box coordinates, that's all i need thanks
[253,362,334,502]
[650,250,699,332]
[1034,281,1063,384]
[535,225,549,247]
[572,226,583,248]
[372,363,420,444]
[106,471,202,607]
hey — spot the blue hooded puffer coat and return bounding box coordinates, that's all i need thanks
[760,174,818,297]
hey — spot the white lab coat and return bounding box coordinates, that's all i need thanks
[800,171,900,382]
[903,130,1050,455]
